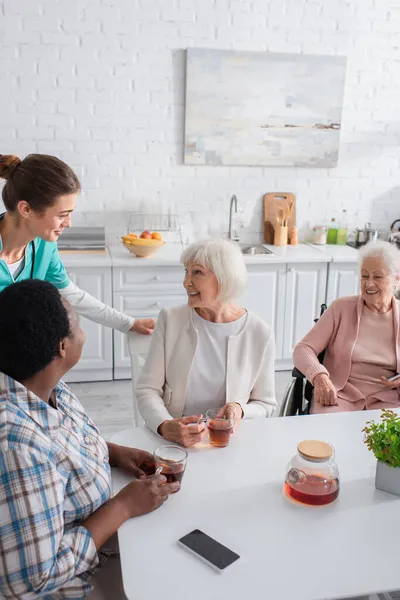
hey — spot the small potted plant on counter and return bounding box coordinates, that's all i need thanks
[363,409,400,496]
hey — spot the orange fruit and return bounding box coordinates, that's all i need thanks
[128,233,138,238]
[151,232,162,241]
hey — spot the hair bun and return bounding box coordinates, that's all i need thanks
[0,155,22,180]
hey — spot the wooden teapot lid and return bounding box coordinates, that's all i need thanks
[297,440,332,461]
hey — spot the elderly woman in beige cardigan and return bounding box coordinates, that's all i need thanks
[293,241,400,414]
[136,238,276,447]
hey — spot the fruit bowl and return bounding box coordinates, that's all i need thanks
[121,235,165,258]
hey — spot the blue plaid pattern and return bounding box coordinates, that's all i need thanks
[0,373,112,599]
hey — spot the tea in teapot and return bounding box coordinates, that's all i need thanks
[284,440,340,506]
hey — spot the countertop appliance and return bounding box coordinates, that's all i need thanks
[347,223,381,249]
[346,241,363,249]
[57,227,106,251]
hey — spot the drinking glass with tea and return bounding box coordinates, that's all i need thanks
[154,445,188,493]
[284,440,340,506]
[206,408,235,448]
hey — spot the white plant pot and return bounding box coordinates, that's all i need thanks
[375,460,400,496]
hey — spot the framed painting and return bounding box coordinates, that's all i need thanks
[184,48,347,167]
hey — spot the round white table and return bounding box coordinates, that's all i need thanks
[111,411,400,600]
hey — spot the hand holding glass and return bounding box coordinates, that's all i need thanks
[153,445,188,492]
[206,408,235,448]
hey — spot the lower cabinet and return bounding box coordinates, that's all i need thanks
[326,262,359,305]
[64,258,339,382]
[63,267,113,383]
[282,262,328,364]
[239,265,286,358]
[241,262,328,370]
[113,274,187,379]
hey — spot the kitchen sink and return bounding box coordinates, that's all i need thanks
[239,244,274,255]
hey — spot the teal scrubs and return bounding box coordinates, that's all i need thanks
[0,233,70,292]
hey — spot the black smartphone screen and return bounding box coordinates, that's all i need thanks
[179,529,240,570]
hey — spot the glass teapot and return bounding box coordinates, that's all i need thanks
[284,440,340,506]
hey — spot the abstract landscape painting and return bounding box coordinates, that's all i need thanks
[184,49,347,168]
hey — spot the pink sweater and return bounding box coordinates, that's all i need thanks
[293,295,400,405]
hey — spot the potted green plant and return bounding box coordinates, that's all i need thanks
[363,409,400,496]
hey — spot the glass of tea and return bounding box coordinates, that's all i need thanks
[284,440,340,506]
[153,445,188,492]
[206,408,235,448]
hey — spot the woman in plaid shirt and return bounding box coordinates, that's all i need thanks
[0,280,178,600]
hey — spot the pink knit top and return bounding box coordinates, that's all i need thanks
[293,295,400,411]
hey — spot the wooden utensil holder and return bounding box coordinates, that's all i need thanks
[274,225,288,246]
[263,192,296,244]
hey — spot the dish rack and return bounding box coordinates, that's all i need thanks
[127,213,184,247]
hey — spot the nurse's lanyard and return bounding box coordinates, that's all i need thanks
[0,212,35,278]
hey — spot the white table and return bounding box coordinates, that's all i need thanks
[111,411,400,600]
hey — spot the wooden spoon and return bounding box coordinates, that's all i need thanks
[277,207,285,226]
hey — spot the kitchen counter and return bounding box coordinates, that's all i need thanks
[109,243,331,267]
[307,243,359,263]
[59,243,359,270]
[60,248,112,268]
[109,243,184,267]
[261,243,330,264]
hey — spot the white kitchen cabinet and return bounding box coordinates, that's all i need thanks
[112,265,186,379]
[63,266,113,383]
[239,265,286,359]
[326,262,359,305]
[58,245,354,382]
[281,262,328,365]
[112,260,329,377]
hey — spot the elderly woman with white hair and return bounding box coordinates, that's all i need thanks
[136,238,276,447]
[293,240,400,413]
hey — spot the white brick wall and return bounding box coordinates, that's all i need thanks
[1,0,400,241]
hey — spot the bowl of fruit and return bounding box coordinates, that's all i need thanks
[121,231,165,258]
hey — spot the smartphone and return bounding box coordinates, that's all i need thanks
[387,374,400,382]
[178,529,240,572]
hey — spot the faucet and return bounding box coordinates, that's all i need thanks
[228,195,240,242]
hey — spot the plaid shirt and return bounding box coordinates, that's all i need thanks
[0,373,112,599]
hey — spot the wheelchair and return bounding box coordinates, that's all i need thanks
[278,303,327,417]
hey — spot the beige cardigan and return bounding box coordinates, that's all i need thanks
[136,305,277,433]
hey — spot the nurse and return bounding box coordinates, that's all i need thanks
[0,153,154,335]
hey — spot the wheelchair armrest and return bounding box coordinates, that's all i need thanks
[291,367,305,379]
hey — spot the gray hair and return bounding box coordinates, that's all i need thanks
[358,240,400,276]
[180,238,247,303]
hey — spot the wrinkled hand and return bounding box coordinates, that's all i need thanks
[380,375,400,389]
[107,443,155,478]
[217,403,243,433]
[313,373,338,406]
[158,415,206,448]
[117,474,179,519]
[131,318,155,335]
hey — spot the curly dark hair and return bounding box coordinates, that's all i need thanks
[0,280,71,382]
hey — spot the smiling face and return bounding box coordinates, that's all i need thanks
[360,255,395,311]
[183,262,220,309]
[19,193,77,242]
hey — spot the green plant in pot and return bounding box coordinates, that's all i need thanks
[363,409,400,496]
